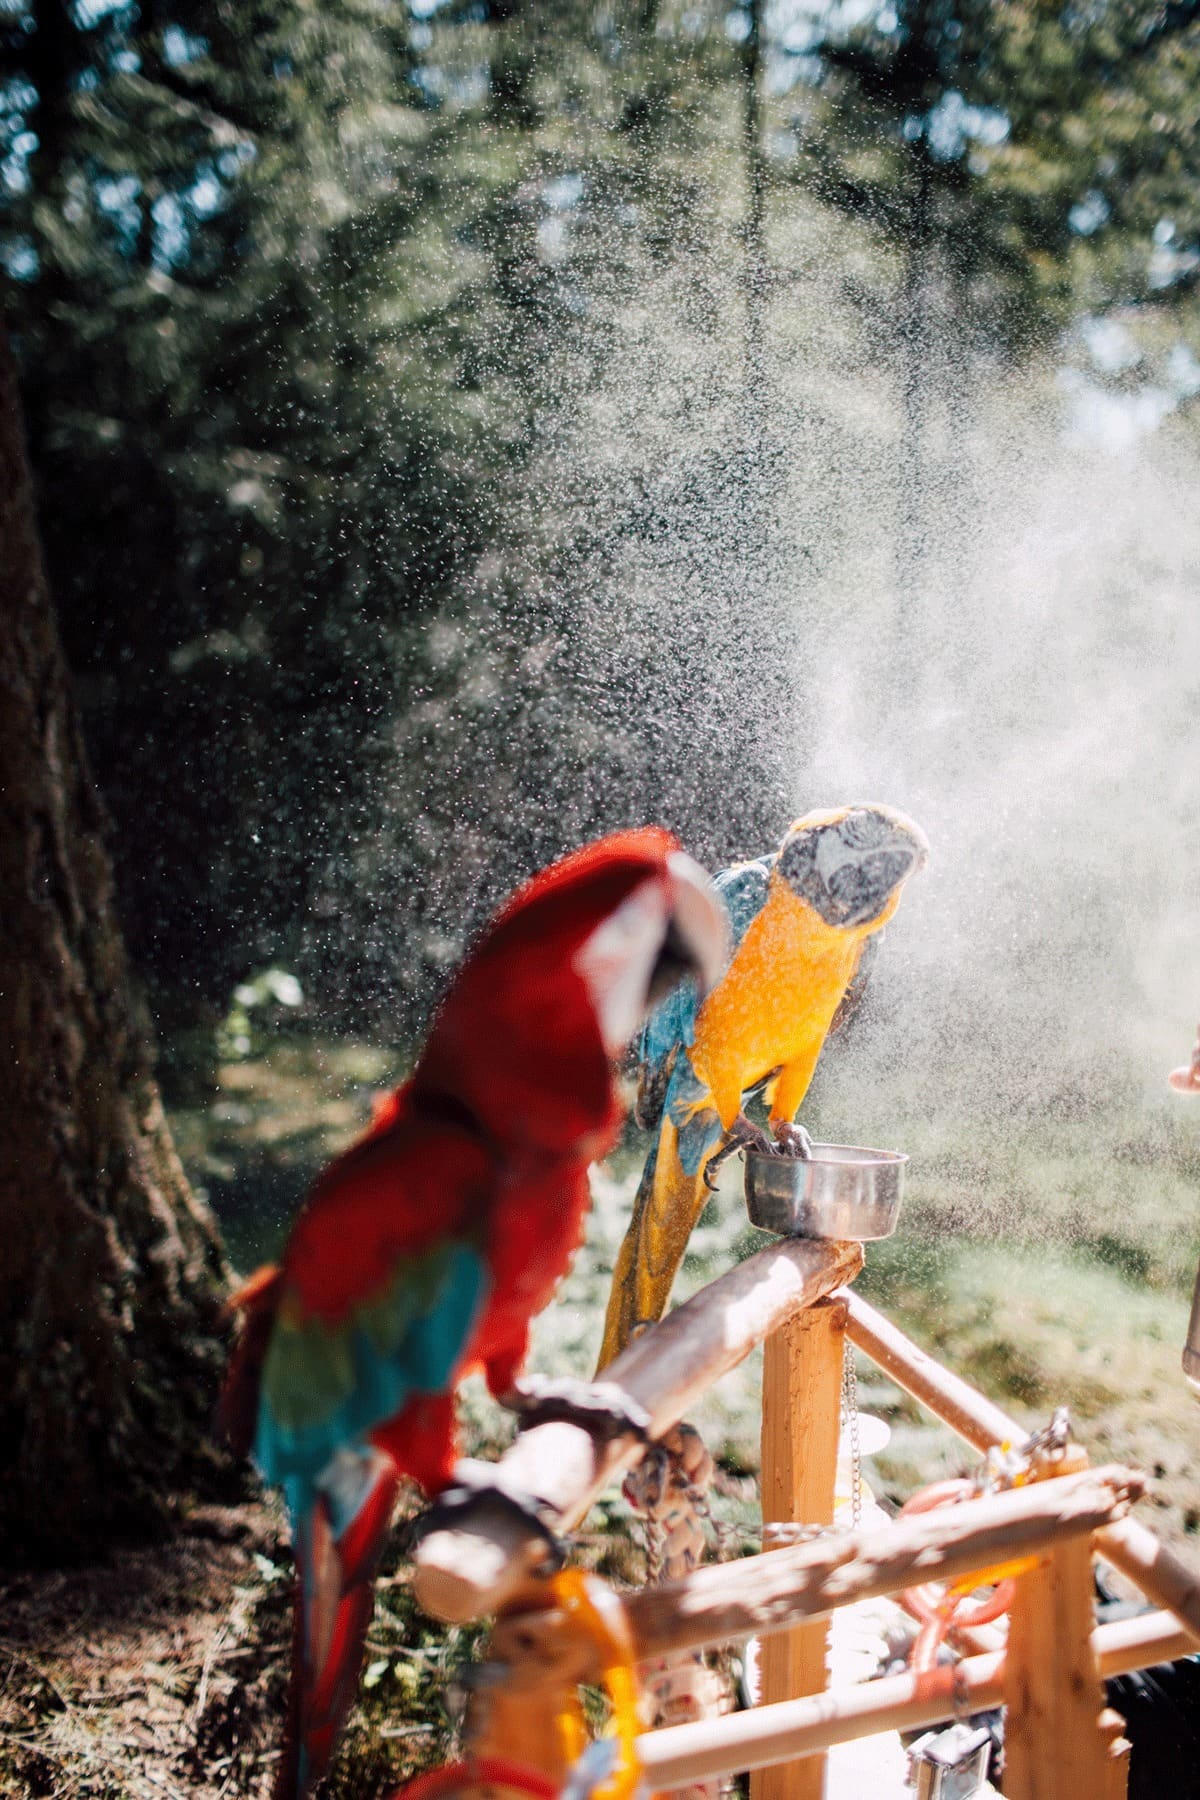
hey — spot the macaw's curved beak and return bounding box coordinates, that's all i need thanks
[576,847,729,1058]
[892,810,932,875]
[650,851,729,1007]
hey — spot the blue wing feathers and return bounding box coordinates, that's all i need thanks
[634,856,773,1136]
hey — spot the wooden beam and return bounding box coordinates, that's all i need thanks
[1094,1606,1199,1676]
[1005,1535,1109,1799]
[640,1649,1007,1789]
[635,1609,1200,1790]
[842,1288,1022,1453]
[487,1465,1143,1686]
[752,1298,846,1800]
[412,1238,862,1623]
[843,1288,1200,1646]
[1096,1517,1200,1645]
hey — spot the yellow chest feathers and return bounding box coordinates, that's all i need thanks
[691,880,864,1086]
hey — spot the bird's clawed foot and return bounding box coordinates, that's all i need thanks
[504,1375,653,1445]
[703,1111,774,1189]
[771,1118,814,1159]
[411,1459,566,1566]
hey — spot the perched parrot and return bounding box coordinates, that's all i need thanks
[597,803,929,1370]
[218,828,727,1800]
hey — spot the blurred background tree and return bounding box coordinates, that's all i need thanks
[0,320,228,1561]
[3,0,1200,1051]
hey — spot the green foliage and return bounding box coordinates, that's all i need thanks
[777,0,1200,355]
[217,965,304,1059]
[7,0,1200,1036]
[4,0,762,1031]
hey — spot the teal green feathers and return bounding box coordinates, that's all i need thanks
[256,1242,487,1517]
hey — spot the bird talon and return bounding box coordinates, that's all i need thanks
[703,1135,741,1190]
[771,1120,814,1160]
[410,1460,567,1567]
[704,1111,775,1188]
[505,1376,653,1445]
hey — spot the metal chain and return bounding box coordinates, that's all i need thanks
[761,1520,838,1548]
[841,1337,863,1532]
[684,1473,740,1564]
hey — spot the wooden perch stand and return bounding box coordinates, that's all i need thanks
[418,1223,1200,1800]
[412,1235,862,1622]
[490,1463,1143,1685]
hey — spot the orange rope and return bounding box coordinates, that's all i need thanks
[551,1570,642,1800]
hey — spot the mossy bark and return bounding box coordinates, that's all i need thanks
[0,320,231,1563]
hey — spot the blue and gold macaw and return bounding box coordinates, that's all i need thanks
[597,804,929,1368]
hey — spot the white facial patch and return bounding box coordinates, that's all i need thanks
[574,876,670,1057]
[816,827,857,887]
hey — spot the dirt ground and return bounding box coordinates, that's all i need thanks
[0,1502,293,1800]
[0,1465,534,1800]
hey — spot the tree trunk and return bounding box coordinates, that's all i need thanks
[0,319,231,1564]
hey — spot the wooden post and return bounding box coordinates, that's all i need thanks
[464,1678,581,1788]
[1100,1710,1131,1800]
[751,1295,846,1800]
[1004,1535,1110,1800]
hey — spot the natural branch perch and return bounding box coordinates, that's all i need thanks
[412,1238,862,1622]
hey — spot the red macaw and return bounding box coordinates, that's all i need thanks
[219,828,727,1800]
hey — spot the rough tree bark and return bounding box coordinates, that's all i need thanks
[0,318,230,1563]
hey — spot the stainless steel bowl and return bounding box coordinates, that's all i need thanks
[744,1143,908,1240]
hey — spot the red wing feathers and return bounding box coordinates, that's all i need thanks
[280,1120,494,1321]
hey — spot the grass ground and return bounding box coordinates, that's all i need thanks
[4,1030,1198,1797]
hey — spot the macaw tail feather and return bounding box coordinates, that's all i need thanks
[596,1116,714,1371]
[276,1451,400,1800]
[216,1264,283,1457]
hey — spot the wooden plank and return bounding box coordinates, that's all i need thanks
[843,1288,1200,1645]
[635,1608,1191,1791]
[1004,1536,1109,1800]
[487,1465,1143,1690]
[1096,1517,1200,1644]
[842,1288,1023,1453]
[413,1238,862,1623]
[750,1297,846,1800]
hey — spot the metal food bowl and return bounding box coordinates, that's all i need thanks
[744,1143,908,1241]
